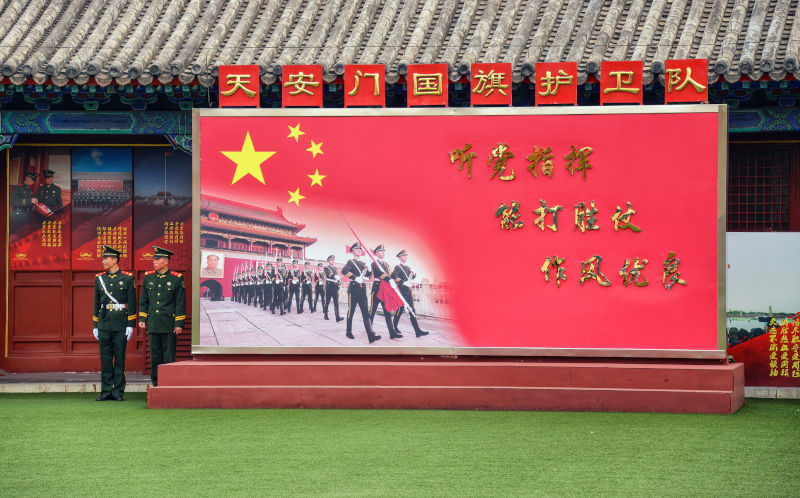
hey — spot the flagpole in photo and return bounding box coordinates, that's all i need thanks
[340,212,417,319]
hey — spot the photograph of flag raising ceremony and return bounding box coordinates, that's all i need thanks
[199,195,462,348]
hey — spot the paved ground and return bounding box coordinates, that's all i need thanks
[0,371,149,393]
[199,298,464,347]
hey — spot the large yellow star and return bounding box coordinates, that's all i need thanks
[287,123,305,142]
[308,169,326,187]
[221,132,276,185]
[306,140,324,159]
[288,187,306,206]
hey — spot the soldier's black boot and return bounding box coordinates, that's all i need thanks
[324,313,329,320]
[415,329,429,337]
[346,330,354,339]
[367,332,381,343]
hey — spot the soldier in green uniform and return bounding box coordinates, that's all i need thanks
[93,246,137,401]
[37,169,63,212]
[9,170,39,233]
[138,246,186,387]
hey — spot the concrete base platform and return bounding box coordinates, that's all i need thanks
[0,372,150,393]
[148,360,745,413]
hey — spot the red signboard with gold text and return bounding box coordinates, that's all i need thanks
[218,65,260,107]
[282,65,323,108]
[70,147,133,270]
[194,106,726,356]
[471,63,512,106]
[8,147,71,269]
[344,64,385,107]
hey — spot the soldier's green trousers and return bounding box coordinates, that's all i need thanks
[149,332,176,386]
[98,329,126,397]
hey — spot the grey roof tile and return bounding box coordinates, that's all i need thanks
[1,0,797,87]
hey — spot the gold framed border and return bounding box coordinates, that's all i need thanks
[191,104,728,359]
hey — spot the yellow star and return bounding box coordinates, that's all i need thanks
[288,187,306,206]
[308,169,326,187]
[287,123,305,142]
[306,140,324,159]
[221,132,276,185]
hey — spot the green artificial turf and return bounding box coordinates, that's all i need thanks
[0,394,798,497]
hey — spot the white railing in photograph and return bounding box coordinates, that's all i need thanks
[337,282,453,320]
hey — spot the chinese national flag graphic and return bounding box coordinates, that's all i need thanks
[200,109,722,351]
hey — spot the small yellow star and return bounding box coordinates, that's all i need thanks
[221,132,276,185]
[287,123,305,142]
[288,187,306,206]
[306,140,324,159]
[308,169,326,187]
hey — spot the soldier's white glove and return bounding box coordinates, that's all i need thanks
[355,276,364,284]
[335,275,341,281]
[292,278,299,285]
[403,281,411,287]
[125,327,133,341]
[276,279,282,284]
[92,328,99,340]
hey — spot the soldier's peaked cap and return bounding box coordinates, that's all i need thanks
[152,246,173,258]
[304,261,310,265]
[24,170,38,180]
[374,244,386,253]
[102,245,122,258]
[292,259,298,264]
[317,262,323,266]
[276,257,283,262]
[42,169,56,177]
[397,249,408,258]
[327,254,335,261]
[350,242,361,251]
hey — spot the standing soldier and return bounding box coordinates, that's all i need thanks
[313,262,326,313]
[369,244,401,339]
[300,262,314,313]
[343,243,381,343]
[37,169,63,213]
[138,246,186,387]
[323,255,344,322]
[391,249,429,338]
[286,259,302,313]
[93,246,136,401]
[10,170,39,233]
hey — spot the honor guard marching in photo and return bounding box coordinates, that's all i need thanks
[271,258,287,315]
[138,246,186,387]
[286,259,302,313]
[392,249,429,338]
[300,261,314,313]
[93,246,137,401]
[313,262,325,314]
[324,255,344,322]
[369,244,401,339]
[342,242,381,343]
[261,262,273,310]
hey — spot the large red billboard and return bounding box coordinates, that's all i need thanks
[194,107,726,357]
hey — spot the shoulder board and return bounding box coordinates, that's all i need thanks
[145,270,155,275]
[95,272,104,277]
[122,271,132,276]
[170,271,183,277]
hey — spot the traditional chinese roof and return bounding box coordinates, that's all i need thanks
[201,219,317,246]
[0,0,796,88]
[201,194,305,230]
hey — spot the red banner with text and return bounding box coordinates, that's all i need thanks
[70,147,133,270]
[196,107,724,353]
